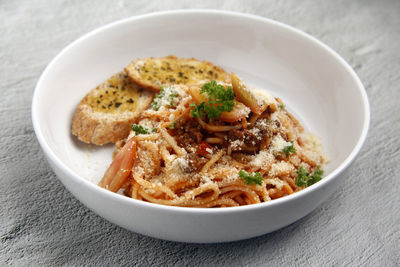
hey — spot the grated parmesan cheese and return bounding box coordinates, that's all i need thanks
[300,133,329,164]
[231,139,243,149]
[225,167,240,183]
[268,161,294,177]
[265,178,285,190]
[205,148,213,154]
[238,105,251,118]
[249,150,274,169]
[152,85,183,112]
[171,157,189,173]
[200,175,213,184]
[270,135,292,153]
[248,127,261,136]
[255,119,268,130]
[253,88,277,107]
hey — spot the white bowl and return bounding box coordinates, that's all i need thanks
[32,10,369,243]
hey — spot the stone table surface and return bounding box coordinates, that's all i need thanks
[1,0,399,266]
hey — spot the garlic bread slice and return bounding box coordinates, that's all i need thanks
[125,55,230,92]
[71,71,153,145]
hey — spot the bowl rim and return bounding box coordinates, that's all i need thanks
[31,9,370,214]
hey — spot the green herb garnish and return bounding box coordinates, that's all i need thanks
[282,141,296,156]
[150,87,178,111]
[279,104,285,110]
[168,121,176,130]
[190,80,235,120]
[239,170,263,185]
[168,92,178,107]
[190,102,206,118]
[295,166,324,187]
[131,124,155,135]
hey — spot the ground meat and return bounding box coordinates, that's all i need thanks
[175,118,203,152]
[228,119,271,152]
[186,153,208,172]
[231,152,253,164]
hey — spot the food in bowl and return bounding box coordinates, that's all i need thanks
[72,56,327,207]
[33,11,369,242]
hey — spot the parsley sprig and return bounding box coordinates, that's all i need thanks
[131,124,156,135]
[239,170,263,185]
[295,166,324,187]
[190,80,235,120]
[168,121,176,130]
[282,141,296,156]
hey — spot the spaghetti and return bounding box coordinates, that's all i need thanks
[99,78,326,207]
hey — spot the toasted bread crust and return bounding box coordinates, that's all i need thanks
[125,55,230,92]
[71,71,153,145]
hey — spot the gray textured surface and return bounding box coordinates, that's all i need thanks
[1,0,399,266]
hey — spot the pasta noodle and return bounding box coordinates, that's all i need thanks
[99,80,327,208]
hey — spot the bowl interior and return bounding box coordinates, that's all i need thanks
[33,11,368,187]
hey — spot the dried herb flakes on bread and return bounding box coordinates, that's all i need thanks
[125,55,230,92]
[71,71,153,145]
